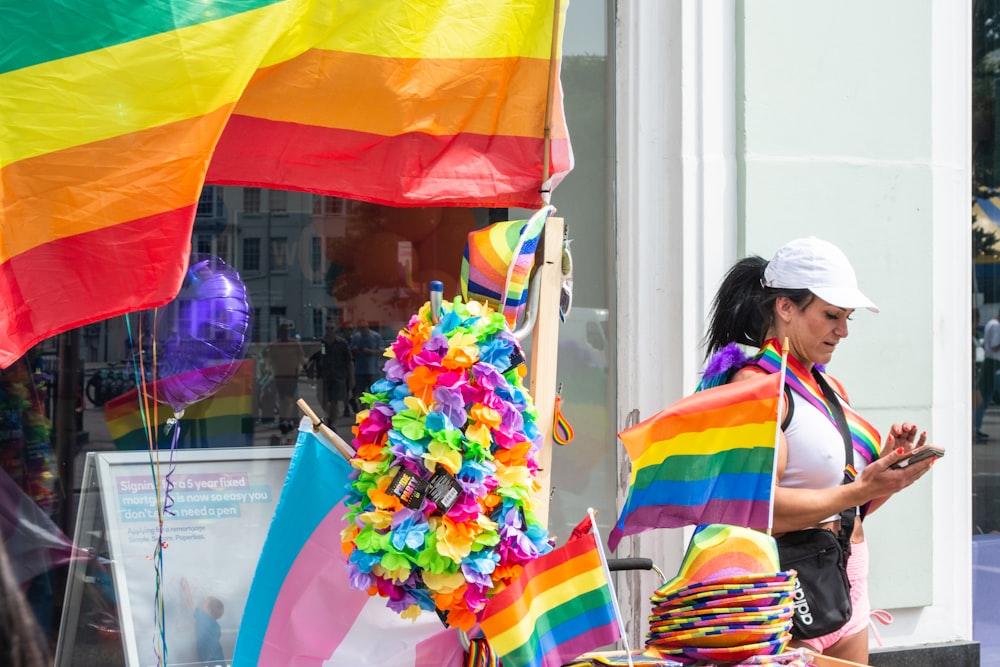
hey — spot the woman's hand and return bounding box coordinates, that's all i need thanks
[886,422,924,456]
[857,428,936,513]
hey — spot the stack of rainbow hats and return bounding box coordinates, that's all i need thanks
[643,524,801,665]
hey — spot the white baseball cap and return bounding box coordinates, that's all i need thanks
[762,237,879,313]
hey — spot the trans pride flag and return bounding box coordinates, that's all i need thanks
[608,373,783,551]
[0,0,572,368]
[479,525,621,667]
[232,421,465,666]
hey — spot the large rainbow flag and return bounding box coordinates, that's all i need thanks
[0,0,572,368]
[607,373,783,551]
[479,530,621,667]
[233,421,466,666]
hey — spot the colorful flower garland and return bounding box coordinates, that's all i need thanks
[341,298,553,630]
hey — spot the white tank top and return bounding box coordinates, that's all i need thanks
[781,389,867,523]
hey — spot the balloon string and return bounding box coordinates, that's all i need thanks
[151,535,166,667]
[130,312,169,667]
[163,419,180,517]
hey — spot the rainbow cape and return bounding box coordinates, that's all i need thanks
[479,530,621,667]
[0,0,572,368]
[608,373,782,551]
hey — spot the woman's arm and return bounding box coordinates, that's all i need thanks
[730,368,933,532]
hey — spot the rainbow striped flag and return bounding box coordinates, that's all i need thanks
[103,359,255,449]
[479,530,621,667]
[0,0,572,368]
[607,373,783,551]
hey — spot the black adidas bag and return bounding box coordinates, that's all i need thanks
[776,527,852,638]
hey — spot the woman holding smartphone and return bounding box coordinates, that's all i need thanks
[700,237,940,663]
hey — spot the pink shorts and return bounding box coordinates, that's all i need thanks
[802,540,871,652]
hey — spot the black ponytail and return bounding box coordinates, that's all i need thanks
[702,256,813,359]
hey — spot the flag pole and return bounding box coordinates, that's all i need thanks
[767,339,791,536]
[587,508,634,667]
[540,0,562,203]
[296,398,355,460]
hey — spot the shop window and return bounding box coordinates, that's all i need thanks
[269,190,287,213]
[269,237,288,272]
[242,237,261,272]
[243,187,261,213]
[310,237,323,284]
[17,2,616,660]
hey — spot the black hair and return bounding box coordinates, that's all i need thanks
[702,255,814,359]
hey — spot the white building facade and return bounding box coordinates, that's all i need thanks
[604,1,974,663]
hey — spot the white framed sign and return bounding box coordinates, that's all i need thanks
[56,447,293,667]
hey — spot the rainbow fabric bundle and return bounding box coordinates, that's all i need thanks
[460,207,552,329]
[643,525,797,665]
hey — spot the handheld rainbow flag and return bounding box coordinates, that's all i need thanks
[232,421,465,666]
[0,0,572,368]
[607,372,784,552]
[479,511,623,667]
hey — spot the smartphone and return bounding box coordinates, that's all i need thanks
[889,446,945,469]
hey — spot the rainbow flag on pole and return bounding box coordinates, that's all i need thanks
[607,373,783,551]
[479,529,621,667]
[0,0,572,368]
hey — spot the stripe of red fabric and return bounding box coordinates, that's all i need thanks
[207,115,571,208]
[0,206,194,367]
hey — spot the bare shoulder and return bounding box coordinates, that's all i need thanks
[731,367,765,383]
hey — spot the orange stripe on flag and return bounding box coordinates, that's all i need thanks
[480,539,602,633]
[618,376,781,461]
[1,107,232,261]
[238,50,557,139]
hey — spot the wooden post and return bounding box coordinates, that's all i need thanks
[528,216,564,529]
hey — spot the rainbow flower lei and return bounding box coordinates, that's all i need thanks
[341,298,553,630]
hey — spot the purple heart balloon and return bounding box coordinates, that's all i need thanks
[144,256,253,413]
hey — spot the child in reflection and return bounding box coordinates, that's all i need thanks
[181,577,225,664]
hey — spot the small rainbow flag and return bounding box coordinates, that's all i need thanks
[479,530,621,667]
[608,373,782,551]
[103,359,255,450]
[461,207,552,327]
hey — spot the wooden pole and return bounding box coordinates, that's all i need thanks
[296,398,355,460]
[529,216,564,528]
[540,0,563,193]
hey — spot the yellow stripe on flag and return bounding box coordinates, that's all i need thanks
[0,5,285,167]
[633,421,777,467]
[485,566,606,654]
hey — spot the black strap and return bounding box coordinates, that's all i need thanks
[812,369,857,551]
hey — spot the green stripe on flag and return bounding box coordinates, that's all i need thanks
[632,447,773,487]
[501,585,612,667]
[0,0,283,74]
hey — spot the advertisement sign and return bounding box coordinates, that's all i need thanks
[56,447,293,667]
